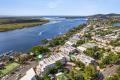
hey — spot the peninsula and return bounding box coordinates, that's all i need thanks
[0,18,49,32]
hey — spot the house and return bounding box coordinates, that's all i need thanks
[92,36,110,44]
[76,53,95,65]
[115,46,120,52]
[36,53,66,75]
[77,43,97,52]
[65,33,81,46]
[20,68,36,80]
[59,44,76,55]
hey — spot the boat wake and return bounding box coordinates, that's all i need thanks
[38,30,46,36]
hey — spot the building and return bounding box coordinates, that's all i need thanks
[76,53,95,65]
[36,53,66,75]
[92,36,111,44]
[59,44,76,55]
[92,33,119,44]
[20,68,36,80]
[77,43,97,52]
[115,46,120,52]
[65,33,81,46]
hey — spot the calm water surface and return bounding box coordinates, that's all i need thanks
[113,22,120,26]
[0,17,86,54]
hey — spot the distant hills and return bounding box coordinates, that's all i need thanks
[0,13,120,19]
[88,13,120,18]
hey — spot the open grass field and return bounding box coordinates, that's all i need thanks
[0,62,20,77]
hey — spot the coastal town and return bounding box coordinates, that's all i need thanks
[0,14,120,80]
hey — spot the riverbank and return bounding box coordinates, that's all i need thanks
[0,18,86,53]
[0,23,87,79]
[0,19,49,32]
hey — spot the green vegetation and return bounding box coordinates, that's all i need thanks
[95,29,112,36]
[76,40,86,46]
[99,53,119,68]
[0,19,49,32]
[84,47,105,60]
[42,61,62,80]
[13,53,30,64]
[31,46,50,56]
[41,39,49,44]
[0,62,20,77]
[48,24,86,47]
[105,74,119,80]
[83,33,92,39]
[61,64,98,80]
[110,38,120,47]
[57,73,68,80]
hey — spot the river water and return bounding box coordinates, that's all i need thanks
[0,17,87,54]
[113,22,120,26]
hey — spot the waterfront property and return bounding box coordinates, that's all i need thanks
[0,17,86,54]
[36,53,66,75]
[59,44,76,55]
[77,43,97,52]
[65,33,81,46]
[76,53,95,65]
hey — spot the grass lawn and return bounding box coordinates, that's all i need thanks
[0,62,20,77]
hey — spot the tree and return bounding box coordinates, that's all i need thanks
[0,71,3,76]
[84,48,95,57]
[48,67,57,74]
[117,66,120,76]
[84,65,96,80]
[41,39,49,44]
[43,74,51,80]
[83,33,92,39]
[94,51,103,60]
[76,40,85,46]
[14,53,28,63]
[31,46,50,56]
[75,61,85,69]
[105,74,119,80]
[68,71,75,80]
[55,61,62,69]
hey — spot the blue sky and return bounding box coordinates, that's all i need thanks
[0,0,120,16]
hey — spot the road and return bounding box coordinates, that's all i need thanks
[102,65,119,78]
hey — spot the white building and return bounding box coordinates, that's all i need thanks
[76,53,95,65]
[92,36,110,44]
[20,68,36,80]
[115,46,120,52]
[77,43,97,52]
[59,44,76,55]
[65,33,81,46]
[36,53,66,75]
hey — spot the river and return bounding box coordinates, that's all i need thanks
[0,17,87,54]
[113,22,120,27]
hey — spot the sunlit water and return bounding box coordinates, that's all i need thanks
[0,17,86,54]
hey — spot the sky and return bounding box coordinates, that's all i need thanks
[0,0,120,16]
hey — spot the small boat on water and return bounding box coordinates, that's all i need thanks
[38,32,42,36]
[59,32,62,35]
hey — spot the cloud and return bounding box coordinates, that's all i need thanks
[48,0,63,9]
